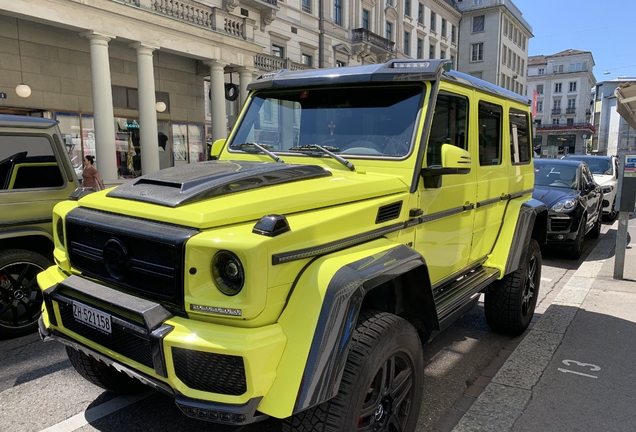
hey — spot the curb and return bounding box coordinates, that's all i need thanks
[448,224,618,432]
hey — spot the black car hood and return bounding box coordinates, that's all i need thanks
[532,186,579,208]
[107,160,332,207]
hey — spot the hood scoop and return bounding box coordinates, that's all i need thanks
[107,160,332,207]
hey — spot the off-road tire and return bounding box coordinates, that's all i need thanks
[485,239,541,336]
[0,249,51,338]
[282,310,424,432]
[567,216,586,259]
[65,346,146,394]
[588,213,602,239]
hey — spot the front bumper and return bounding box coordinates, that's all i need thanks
[38,269,286,425]
[546,214,579,244]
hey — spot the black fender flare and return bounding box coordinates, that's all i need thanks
[504,198,548,275]
[292,244,436,413]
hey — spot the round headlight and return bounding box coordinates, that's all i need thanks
[56,218,65,247]
[211,251,244,296]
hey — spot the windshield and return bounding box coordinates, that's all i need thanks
[534,162,579,189]
[567,157,612,175]
[230,85,424,158]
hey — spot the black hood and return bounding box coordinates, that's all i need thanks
[532,185,579,208]
[107,160,332,208]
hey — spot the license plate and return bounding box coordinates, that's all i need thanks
[72,302,112,334]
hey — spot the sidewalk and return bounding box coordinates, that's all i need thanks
[452,213,636,432]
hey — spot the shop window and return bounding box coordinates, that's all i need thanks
[112,86,170,113]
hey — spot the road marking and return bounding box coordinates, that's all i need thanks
[40,391,153,432]
[558,359,601,379]
[541,277,553,282]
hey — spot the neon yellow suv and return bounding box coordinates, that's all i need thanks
[38,60,547,431]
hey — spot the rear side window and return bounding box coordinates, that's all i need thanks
[478,101,502,166]
[427,92,469,167]
[0,134,63,190]
[509,107,531,164]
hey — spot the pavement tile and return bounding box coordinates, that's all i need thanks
[491,329,563,390]
[452,384,531,432]
[531,304,578,334]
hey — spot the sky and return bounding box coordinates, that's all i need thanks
[512,0,636,81]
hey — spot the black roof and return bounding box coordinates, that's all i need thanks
[0,114,58,129]
[248,59,530,106]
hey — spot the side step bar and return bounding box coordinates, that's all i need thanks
[434,266,500,323]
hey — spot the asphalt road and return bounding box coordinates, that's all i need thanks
[0,238,598,432]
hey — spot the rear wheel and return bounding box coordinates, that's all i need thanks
[485,239,541,336]
[0,249,51,338]
[65,346,146,394]
[283,310,424,432]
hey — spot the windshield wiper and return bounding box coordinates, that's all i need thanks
[288,144,355,171]
[229,142,284,163]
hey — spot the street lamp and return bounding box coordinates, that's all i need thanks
[156,101,167,113]
[15,19,31,98]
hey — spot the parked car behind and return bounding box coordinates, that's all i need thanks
[533,158,603,259]
[0,115,78,337]
[564,155,620,221]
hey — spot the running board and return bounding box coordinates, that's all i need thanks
[434,266,500,322]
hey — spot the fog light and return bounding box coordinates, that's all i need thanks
[557,234,564,240]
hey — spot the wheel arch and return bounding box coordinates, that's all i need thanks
[260,240,437,419]
[292,244,436,414]
[486,198,547,277]
[0,228,54,261]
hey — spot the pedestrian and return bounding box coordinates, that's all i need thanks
[82,155,104,190]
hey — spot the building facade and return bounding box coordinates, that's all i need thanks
[454,0,532,95]
[526,49,596,157]
[592,78,636,157]
[1,0,523,184]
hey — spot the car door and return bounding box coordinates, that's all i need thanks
[416,88,476,285]
[580,164,601,229]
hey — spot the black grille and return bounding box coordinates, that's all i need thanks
[549,217,571,232]
[59,302,153,368]
[376,201,403,224]
[65,208,197,310]
[172,347,247,396]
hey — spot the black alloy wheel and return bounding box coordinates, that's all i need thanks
[283,311,424,432]
[0,249,51,338]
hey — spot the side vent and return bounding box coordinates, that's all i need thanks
[375,201,403,224]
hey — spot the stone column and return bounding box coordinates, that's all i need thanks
[131,42,160,175]
[204,60,228,141]
[238,67,254,108]
[81,31,117,185]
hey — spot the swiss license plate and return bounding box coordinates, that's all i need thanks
[72,302,112,334]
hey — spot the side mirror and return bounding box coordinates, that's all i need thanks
[421,144,471,188]
[209,139,225,160]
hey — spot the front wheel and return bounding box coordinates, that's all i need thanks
[567,216,586,259]
[283,311,424,432]
[0,249,51,338]
[588,212,602,239]
[485,239,541,336]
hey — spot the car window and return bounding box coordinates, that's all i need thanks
[509,107,531,165]
[581,165,595,185]
[0,134,63,190]
[478,101,502,166]
[534,162,578,189]
[427,92,469,167]
[231,85,423,158]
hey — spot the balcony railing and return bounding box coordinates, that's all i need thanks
[254,53,315,72]
[351,28,395,53]
[551,108,562,115]
[537,123,596,133]
[148,0,255,41]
